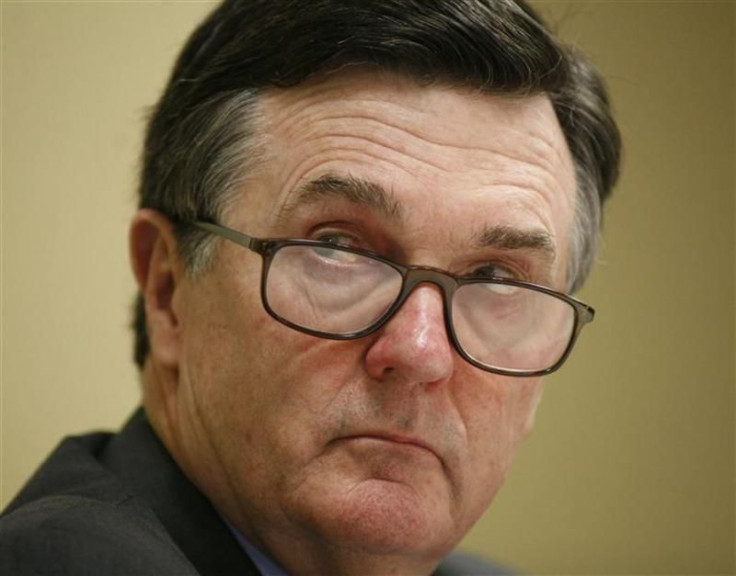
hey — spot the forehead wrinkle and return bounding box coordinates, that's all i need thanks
[298,110,558,177]
[276,172,404,224]
[313,114,569,197]
[267,91,570,198]
[272,109,471,177]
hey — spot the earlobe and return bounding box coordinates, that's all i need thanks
[130,209,183,368]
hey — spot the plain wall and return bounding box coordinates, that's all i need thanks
[2,2,734,574]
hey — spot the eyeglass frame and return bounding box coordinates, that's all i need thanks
[193,220,595,378]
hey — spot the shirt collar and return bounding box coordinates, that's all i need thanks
[225,520,291,576]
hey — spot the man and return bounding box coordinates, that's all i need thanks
[1,1,620,574]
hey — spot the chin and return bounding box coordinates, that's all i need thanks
[293,477,459,559]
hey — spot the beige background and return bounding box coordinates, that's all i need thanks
[1,1,734,574]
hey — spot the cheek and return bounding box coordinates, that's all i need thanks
[462,387,515,475]
[454,376,543,515]
[183,289,364,466]
[460,374,543,441]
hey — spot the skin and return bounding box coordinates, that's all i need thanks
[130,70,576,576]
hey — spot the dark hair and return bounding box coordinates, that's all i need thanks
[133,0,621,368]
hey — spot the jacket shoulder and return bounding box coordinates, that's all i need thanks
[0,494,199,576]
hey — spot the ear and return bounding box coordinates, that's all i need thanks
[130,209,184,369]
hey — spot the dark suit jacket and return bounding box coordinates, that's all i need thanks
[1,409,513,575]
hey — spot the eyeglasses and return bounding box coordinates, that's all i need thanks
[194,221,594,377]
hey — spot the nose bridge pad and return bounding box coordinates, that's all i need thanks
[394,267,457,337]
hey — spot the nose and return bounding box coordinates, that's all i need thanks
[363,283,455,386]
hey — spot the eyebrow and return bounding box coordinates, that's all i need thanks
[474,225,557,259]
[280,173,556,259]
[279,173,404,221]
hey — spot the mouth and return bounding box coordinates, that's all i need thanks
[336,432,438,458]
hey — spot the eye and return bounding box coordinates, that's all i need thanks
[309,233,363,263]
[314,232,356,247]
[465,263,524,296]
[469,263,516,281]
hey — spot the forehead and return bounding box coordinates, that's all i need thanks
[235,70,575,266]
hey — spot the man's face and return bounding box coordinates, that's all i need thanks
[164,71,575,569]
